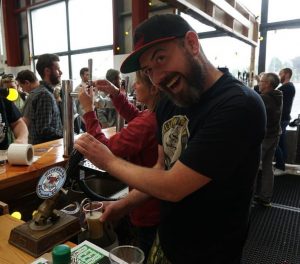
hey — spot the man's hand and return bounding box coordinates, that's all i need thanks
[100,200,130,223]
[74,133,115,171]
[78,86,94,113]
[94,79,119,97]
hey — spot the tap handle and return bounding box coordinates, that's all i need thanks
[65,149,84,179]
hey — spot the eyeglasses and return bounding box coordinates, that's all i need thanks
[1,73,15,82]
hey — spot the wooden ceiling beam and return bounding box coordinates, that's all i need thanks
[161,0,259,46]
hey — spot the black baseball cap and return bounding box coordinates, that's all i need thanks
[120,14,195,74]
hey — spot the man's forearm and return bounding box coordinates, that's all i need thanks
[103,156,174,201]
[11,118,28,144]
[118,189,151,212]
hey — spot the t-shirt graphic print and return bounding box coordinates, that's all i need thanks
[162,115,189,169]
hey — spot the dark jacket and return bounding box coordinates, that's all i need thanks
[261,89,283,138]
[278,82,295,122]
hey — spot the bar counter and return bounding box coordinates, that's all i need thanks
[0,214,75,264]
[0,127,116,219]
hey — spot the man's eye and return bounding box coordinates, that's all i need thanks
[144,68,151,76]
[156,55,165,64]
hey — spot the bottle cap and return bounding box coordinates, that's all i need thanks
[52,244,71,264]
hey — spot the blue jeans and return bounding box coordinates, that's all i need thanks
[275,120,290,170]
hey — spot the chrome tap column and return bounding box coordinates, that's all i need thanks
[62,80,74,157]
[116,76,129,132]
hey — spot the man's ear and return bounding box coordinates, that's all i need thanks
[44,67,51,77]
[184,31,199,55]
[150,85,159,95]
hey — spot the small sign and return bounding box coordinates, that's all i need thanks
[71,240,119,264]
[36,166,66,199]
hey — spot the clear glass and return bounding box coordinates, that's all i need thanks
[266,28,300,120]
[82,201,103,239]
[268,0,300,23]
[109,245,144,264]
[31,2,68,54]
[71,50,113,87]
[69,0,113,50]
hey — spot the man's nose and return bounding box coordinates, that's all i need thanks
[149,70,164,87]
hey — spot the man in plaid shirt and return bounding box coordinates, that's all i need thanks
[22,54,63,144]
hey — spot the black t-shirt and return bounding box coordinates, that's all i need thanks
[0,97,22,150]
[156,72,266,263]
[278,82,295,122]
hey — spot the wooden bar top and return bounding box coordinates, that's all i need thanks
[0,127,116,191]
[0,214,35,263]
[0,214,76,264]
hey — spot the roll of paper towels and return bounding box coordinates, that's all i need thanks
[7,143,34,165]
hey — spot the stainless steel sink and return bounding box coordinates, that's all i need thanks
[84,177,127,198]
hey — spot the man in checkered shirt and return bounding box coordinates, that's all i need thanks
[22,54,63,144]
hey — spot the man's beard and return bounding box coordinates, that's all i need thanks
[50,71,60,86]
[160,54,205,107]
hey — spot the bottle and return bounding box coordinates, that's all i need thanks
[52,244,71,264]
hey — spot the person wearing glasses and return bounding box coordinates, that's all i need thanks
[0,73,27,111]
[255,73,282,207]
[0,83,28,150]
[75,14,266,263]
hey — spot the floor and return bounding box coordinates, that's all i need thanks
[242,173,300,264]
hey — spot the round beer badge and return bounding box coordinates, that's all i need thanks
[36,166,66,199]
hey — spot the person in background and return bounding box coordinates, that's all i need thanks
[94,69,119,128]
[0,93,28,150]
[16,70,40,127]
[74,67,89,133]
[75,14,266,263]
[255,73,282,207]
[274,68,296,176]
[22,54,63,144]
[78,71,160,262]
[253,72,265,94]
[1,73,27,111]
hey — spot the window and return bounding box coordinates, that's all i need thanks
[68,0,113,50]
[268,0,300,23]
[266,28,300,119]
[71,50,113,87]
[29,0,113,80]
[201,36,251,79]
[31,2,68,54]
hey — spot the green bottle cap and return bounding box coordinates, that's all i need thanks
[52,244,71,264]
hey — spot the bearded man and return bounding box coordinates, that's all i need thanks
[75,14,266,264]
[23,53,63,144]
